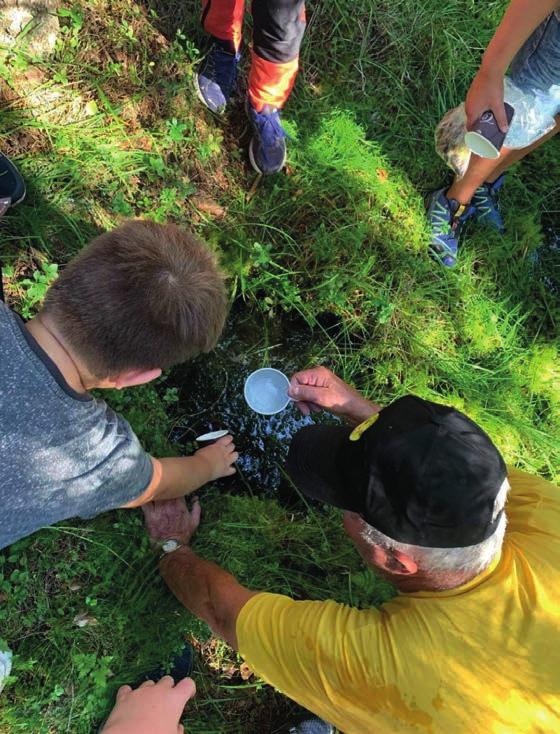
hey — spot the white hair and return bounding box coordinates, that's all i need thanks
[361,478,510,577]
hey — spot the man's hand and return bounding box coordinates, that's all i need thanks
[287,366,379,424]
[465,67,509,133]
[195,435,238,481]
[143,497,200,546]
[100,676,195,734]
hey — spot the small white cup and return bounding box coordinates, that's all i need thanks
[244,368,291,415]
[196,429,230,446]
[464,130,501,159]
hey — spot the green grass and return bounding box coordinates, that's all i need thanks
[1,0,559,731]
[1,490,393,733]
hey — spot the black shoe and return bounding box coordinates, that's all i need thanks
[0,153,26,216]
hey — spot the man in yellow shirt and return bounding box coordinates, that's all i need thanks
[143,367,560,734]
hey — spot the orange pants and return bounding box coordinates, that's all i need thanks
[201,0,306,111]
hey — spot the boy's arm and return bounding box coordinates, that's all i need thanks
[465,0,559,130]
[100,677,196,734]
[123,437,238,507]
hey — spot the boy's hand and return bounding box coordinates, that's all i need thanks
[288,366,379,424]
[134,441,238,504]
[195,435,238,481]
[465,67,508,133]
[100,676,196,734]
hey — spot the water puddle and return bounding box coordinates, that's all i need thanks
[166,306,338,496]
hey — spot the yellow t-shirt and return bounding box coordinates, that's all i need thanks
[237,469,560,734]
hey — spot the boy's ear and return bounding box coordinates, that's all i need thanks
[112,368,162,389]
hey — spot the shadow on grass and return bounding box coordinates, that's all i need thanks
[0,96,316,734]
[1,6,558,733]
[0,107,104,315]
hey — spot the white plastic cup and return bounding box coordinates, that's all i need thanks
[196,429,230,446]
[464,104,515,158]
[244,368,291,415]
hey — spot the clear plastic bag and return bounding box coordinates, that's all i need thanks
[503,77,560,149]
[0,649,12,694]
[435,77,560,177]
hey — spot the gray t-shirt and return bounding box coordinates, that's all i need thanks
[0,303,153,549]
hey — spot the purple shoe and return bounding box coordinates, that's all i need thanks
[426,188,475,268]
[471,173,506,233]
[195,43,240,114]
[247,102,287,175]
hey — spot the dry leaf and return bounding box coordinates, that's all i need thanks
[73,612,98,628]
[192,196,226,218]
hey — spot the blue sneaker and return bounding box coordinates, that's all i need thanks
[426,188,475,268]
[471,174,506,233]
[289,717,335,734]
[247,102,287,175]
[195,44,240,114]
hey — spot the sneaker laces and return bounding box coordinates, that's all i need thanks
[430,200,453,238]
[473,183,495,205]
[254,108,287,150]
[474,173,505,204]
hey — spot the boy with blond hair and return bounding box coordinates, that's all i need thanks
[0,219,237,550]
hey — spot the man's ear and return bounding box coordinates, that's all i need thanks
[371,546,418,576]
[111,368,162,389]
[343,511,417,576]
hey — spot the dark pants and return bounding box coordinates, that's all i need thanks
[201,0,307,109]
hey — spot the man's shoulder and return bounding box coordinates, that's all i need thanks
[508,467,558,492]
[507,467,559,529]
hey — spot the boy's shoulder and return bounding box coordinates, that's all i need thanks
[0,302,152,546]
[0,302,93,405]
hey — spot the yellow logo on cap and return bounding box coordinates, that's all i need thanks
[349,412,380,441]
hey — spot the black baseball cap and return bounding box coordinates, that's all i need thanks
[286,395,507,548]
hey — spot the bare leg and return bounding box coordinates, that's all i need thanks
[447,115,560,203]
[447,151,515,204]
[488,116,560,182]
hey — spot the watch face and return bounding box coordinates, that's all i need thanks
[162,539,179,553]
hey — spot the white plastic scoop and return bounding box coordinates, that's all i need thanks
[196,429,230,445]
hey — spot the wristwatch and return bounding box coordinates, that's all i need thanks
[156,538,185,558]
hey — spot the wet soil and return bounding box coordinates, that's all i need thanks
[166,304,338,498]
